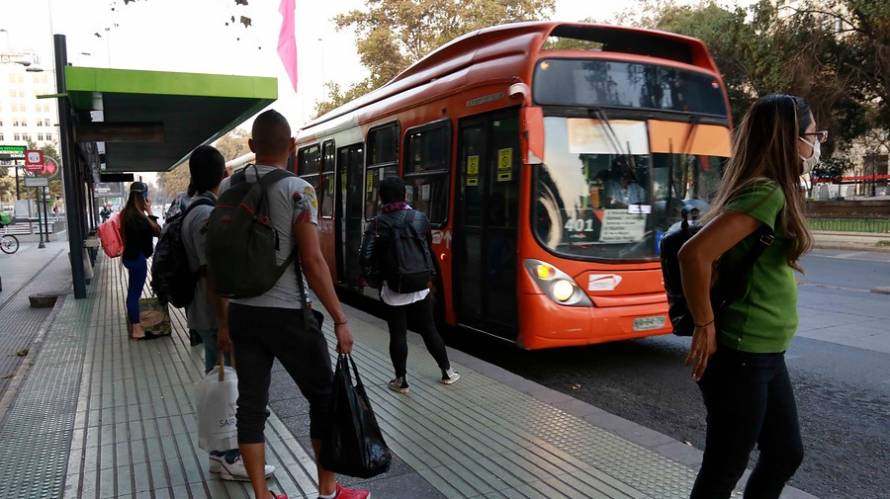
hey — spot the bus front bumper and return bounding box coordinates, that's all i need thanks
[517,292,673,350]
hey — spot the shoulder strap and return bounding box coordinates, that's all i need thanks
[293,252,312,328]
[181,197,214,219]
[230,169,248,186]
[259,167,294,189]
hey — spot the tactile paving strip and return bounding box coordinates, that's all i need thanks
[0,257,94,498]
[318,317,716,499]
[0,255,321,499]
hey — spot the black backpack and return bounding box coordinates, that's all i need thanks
[380,210,434,293]
[659,214,774,336]
[151,197,214,308]
[205,166,295,298]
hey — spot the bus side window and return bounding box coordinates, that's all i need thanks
[404,120,451,226]
[297,144,323,210]
[320,140,335,218]
[365,122,400,220]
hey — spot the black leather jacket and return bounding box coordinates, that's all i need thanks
[359,208,436,288]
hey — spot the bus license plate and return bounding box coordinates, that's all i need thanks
[633,316,666,332]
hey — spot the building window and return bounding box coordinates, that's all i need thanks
[0,133,4,141]
[404,120,451,225]
[14,134,20,141]
[37,133,44,141]
[365,122,400,219]
[320,140,335,218]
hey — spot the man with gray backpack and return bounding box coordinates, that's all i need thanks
[205,110,368,499]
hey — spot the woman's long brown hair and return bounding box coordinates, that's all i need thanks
[704,94,813,271]
[118,190,146,246]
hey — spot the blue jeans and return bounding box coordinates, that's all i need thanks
[196,328,231,374]
[121,254,147,325]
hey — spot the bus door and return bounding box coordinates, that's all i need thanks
[337,144,365,288]
[454,108,520,339]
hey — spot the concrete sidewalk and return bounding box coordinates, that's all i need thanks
[813,230,890,252]
[0,253,818,498]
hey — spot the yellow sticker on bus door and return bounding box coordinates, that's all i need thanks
[466,155,480,186]
[497,148,513,182]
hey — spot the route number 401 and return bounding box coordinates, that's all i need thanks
[564,218,596,232]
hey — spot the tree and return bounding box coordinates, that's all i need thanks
[156,163,190,201]
[644,0,874,156]
[214,128,251,161]
[315,0,555,117]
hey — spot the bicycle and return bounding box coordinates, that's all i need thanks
[0,224,19,254]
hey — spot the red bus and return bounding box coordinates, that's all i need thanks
[293,22,733,349]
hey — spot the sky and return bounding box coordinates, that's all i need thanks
[1,0,749,183]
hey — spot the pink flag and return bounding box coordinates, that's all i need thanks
[277,0,297,92]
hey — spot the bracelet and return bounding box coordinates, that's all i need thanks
[334,320,348,326]
[695,319,715,328]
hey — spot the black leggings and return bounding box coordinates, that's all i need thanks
[229,303,333,443]
[691,347,804,499]
[385,295,450,378]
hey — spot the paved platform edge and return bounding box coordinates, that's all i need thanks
[337,301,819,499]
[0,293,66,422]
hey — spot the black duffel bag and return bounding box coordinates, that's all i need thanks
[320,353,392,478]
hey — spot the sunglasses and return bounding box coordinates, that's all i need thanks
[801,130,829,143]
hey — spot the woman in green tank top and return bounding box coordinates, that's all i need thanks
[679,94,826,499]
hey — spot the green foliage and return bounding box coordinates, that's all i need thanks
[214,128,250,161]
[644,0,887,158]
[315,0,555,117]
[156,162,190,200]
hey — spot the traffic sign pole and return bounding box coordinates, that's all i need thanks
[37,186,45,249]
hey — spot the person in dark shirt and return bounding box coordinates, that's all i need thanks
[120,182,161,339]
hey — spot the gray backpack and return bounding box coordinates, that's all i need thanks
[205,165,294,298]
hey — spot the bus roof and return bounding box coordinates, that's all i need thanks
[299,21,720,137]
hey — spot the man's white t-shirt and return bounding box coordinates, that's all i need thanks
[218,164,318,310]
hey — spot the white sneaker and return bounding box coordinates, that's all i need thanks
[388,377,410,394]
[209,453,275,481]
[440,368,461,385]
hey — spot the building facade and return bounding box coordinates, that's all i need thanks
[0,50,58,148]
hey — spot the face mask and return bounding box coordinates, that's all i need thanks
[799,137,821,175]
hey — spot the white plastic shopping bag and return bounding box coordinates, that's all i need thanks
[195,360,239,452]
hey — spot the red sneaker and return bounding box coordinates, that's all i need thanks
[321,483,370,499]
[269,492,287,499]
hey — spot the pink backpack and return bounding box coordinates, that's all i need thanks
[98,212,123,258]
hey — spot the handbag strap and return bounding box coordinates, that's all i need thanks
[216,351,236,382]
[293,249,313,329]
[339,353,363,388]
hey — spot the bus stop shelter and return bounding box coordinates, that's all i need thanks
[51,34,276,297]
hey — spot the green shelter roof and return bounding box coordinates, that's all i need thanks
[64,66,276,172]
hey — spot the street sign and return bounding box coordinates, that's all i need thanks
[24,176,49,187]
[24,150,44,173]
[42,157,59,177]
[0,145,26,161]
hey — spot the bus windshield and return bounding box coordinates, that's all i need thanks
[534,58,727,117]
[533,117,725,260]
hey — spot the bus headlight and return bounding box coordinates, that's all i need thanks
[524,259,592,307]
[551,279,575,302]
